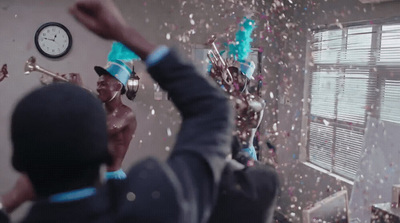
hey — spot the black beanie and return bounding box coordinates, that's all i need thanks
[11,83,111,172]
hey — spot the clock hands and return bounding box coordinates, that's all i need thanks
[44,35,57,42]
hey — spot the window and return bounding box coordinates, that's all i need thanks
[379,24,400,124]
[305,20,400,180]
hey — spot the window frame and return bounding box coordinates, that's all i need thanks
[301,16,400,181]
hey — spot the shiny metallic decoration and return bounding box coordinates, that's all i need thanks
[24,56,69,82]
[206,35,233,85]
[24,56,95,95]
[126,75,140,100]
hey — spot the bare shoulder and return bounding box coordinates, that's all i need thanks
[120,104,136,130]
[121,104,135,118]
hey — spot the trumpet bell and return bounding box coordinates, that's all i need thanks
[24,56,69,82]
[206,35,233,86]
[24,56,36,75]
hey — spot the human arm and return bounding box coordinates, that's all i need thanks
[0,208,9,223]
[70,1,233,222]
[69,0,156,60]
[60,73,83,86]
[145,43,233,223]
[0,174,35,214]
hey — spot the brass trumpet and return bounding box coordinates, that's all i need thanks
[24,56,139,100]
[24,56,69,82]
[207,35,233,85]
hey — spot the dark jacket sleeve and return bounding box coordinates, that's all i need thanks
[0,210,9,223]
[147,49,233,180]
[147,49,234,222]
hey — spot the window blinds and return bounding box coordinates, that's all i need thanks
[310,69,338,119]
[378,24,400,64]
[337,69,371,124]
[378,24,400,126]
[312,26,373,65]
[308,25,389,180]
[381,79,400,124]
[309,122,333,170]
[334,128,364,179]
[343,27,373,64]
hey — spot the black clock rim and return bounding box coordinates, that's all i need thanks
[34,22,73,59]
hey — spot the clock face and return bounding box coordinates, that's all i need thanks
[35,22,72,58]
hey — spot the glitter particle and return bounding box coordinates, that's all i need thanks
[126,192,136,201]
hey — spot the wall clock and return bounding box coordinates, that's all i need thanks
[34,22,72,58]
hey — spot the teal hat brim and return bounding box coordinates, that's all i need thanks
[94,66,111,77]
[94,65,125,85]
[94,60,132,87]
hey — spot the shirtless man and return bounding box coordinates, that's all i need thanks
[94,61,137,179]
[210,59,265,160]
[57,62,137,178]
